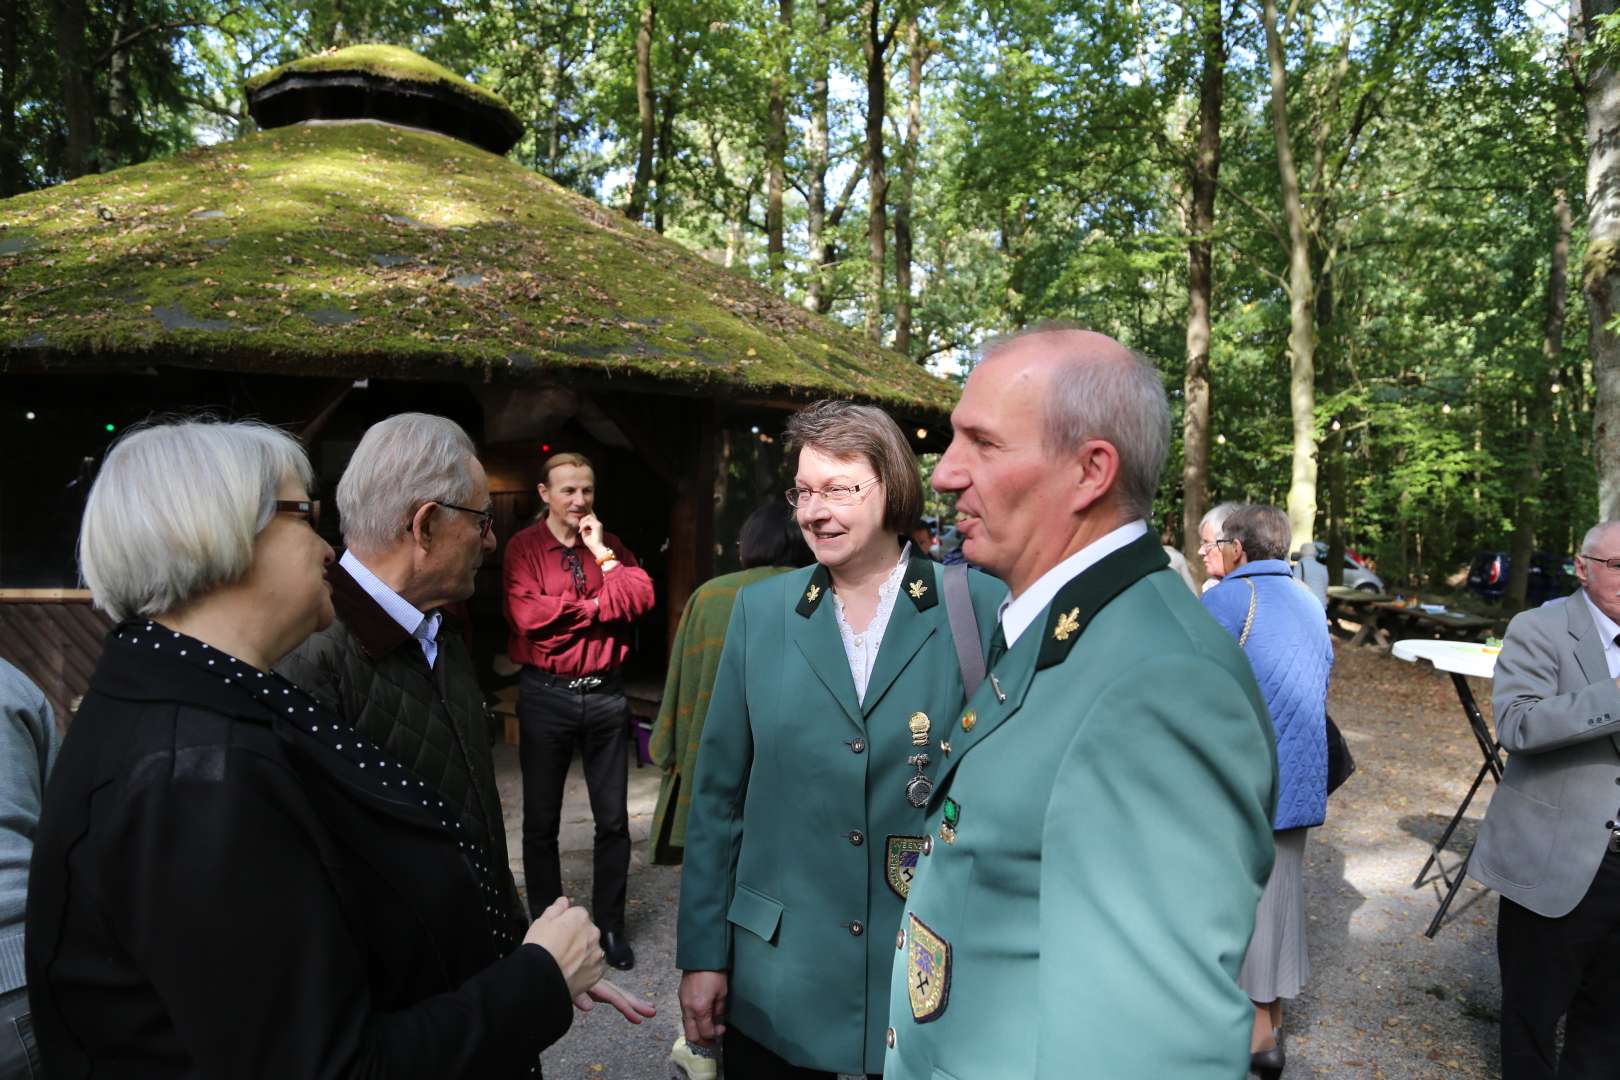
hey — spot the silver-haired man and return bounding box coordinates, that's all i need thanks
[278,413,525,934]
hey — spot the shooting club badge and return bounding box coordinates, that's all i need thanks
[906,913,952,1023]
[885,835,927,899]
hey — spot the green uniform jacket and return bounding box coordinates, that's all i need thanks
[677,552,1006,1074]
[650,565,795,863]
[884,535,1277,1080]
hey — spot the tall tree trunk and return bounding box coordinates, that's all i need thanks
[1263,0,1318,548]
[1180,0,1224,575]
[894,16,924,357]
[1508,188,1572,607]
[804,0,832,312]
[653,84,678,234]
[0,0,21,196]
[862,0,890,341]
[1582,0,1620,519]
[626,0,657,222]
[765,0,792,285]
[54,0,94,178]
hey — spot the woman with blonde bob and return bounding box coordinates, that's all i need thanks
[26,418,651,1079]
[676,400,1005,1078]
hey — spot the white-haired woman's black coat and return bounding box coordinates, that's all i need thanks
[26,622,572,1079]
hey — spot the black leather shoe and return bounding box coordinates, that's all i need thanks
[1250,1042,1284,1079]
[602,929,635,971]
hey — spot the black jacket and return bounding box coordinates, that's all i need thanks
[25,622,572,1079]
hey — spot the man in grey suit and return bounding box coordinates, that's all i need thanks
[1470,520,1620,1079]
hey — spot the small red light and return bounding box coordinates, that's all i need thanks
[541,442,552,453]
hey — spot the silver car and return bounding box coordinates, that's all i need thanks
[1312,541,1384,592]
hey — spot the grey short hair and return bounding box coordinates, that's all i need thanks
[337,413,479,552]
[1222,504,1292,562]
[1201,501,1241,536]
[1580,521,1620,555]
[79,419,313,621]
[982,328,1170,520]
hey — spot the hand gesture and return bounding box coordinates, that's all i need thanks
[573,978,658,1024]
[523,897,604,999]
[578,513,609,558]
[678,970,729,1042]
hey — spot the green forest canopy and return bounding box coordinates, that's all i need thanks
[0,0,1598,599]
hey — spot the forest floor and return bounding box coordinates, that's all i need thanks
[502,636,1504,1079]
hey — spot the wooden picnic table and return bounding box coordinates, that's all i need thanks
[1348,601,1497,650]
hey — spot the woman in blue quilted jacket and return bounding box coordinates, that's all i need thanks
[1202,503,1334,1080]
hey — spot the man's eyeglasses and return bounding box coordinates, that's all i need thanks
[274,499,320,528]
[436,501,495,539]
[1581,553,1620,572]
[785,477,881,508]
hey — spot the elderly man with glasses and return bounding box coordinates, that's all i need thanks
[503,451,654,971]
[1471,520,1620,1079]
[278,413,525,940]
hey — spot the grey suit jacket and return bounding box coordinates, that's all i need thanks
[1469,592,1620,917]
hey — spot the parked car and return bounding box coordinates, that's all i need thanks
[1466,550,1577,605]
[1310,541,1385,593]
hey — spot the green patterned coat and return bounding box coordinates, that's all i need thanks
[650,565,793,864]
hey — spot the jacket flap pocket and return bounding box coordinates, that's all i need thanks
[726,882,784,944]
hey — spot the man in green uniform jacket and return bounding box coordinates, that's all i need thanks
[883,328,1278,1080]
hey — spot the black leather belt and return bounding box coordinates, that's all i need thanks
[528,668,621,694]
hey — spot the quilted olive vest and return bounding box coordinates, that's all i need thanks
[276,562,526,932]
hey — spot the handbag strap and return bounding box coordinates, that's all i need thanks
[943,563,985,699]
[1238,578,1258,648]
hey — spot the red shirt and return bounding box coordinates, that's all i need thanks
[502,521,655,677]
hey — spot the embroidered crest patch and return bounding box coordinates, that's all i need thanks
[885,835,927,899]
[906,912,952,1023]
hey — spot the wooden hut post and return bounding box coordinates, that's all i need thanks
[665,399,718,650]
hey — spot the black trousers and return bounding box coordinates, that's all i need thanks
[722,1027,881,1080]
[517,670,631,931]
[1498,847,1620,1079]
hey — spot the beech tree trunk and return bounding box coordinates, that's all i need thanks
[1582,0,1620,519]
[653,85,677,234]
[1181,0,1224,574]
[54,0,94,178]
[894,16,925,357]
[804,0,832,312]
[627,0,657,222]
[1,0,21,196]
[1508,188,1572,606]
[1263,0,1318,549]
[862,0,890,341]
[765,0,792,285]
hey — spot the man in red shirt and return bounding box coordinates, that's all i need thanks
[504,452,655,971]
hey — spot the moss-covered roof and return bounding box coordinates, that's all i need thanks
[245,45,511,114]
[0,122,956,419]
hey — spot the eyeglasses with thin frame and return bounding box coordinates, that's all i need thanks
[785,477,881,508]
[274,499,320,529]
[1580,552,1620,573]
[436,501,495,538]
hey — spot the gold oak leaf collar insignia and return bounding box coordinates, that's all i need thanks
[1034,535,1171,670]
[908,579,928,601]
[795,564,833,618]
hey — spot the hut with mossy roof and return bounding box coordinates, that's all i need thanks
[0,45,959,718]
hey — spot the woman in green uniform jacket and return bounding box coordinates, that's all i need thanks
[676,400,1005,1078]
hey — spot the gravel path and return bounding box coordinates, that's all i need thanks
[510,638,1505,1079]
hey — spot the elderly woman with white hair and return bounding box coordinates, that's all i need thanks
[25,419,650,1079]
[1197,500,1242,591]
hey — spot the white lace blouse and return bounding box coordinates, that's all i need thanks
[830,542,913,705]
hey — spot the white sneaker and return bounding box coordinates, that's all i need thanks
[669,1036,719,1080]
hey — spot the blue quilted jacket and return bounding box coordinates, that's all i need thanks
[1203,561,1333,829]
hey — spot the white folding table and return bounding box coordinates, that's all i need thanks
[1391,638,1503,937]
